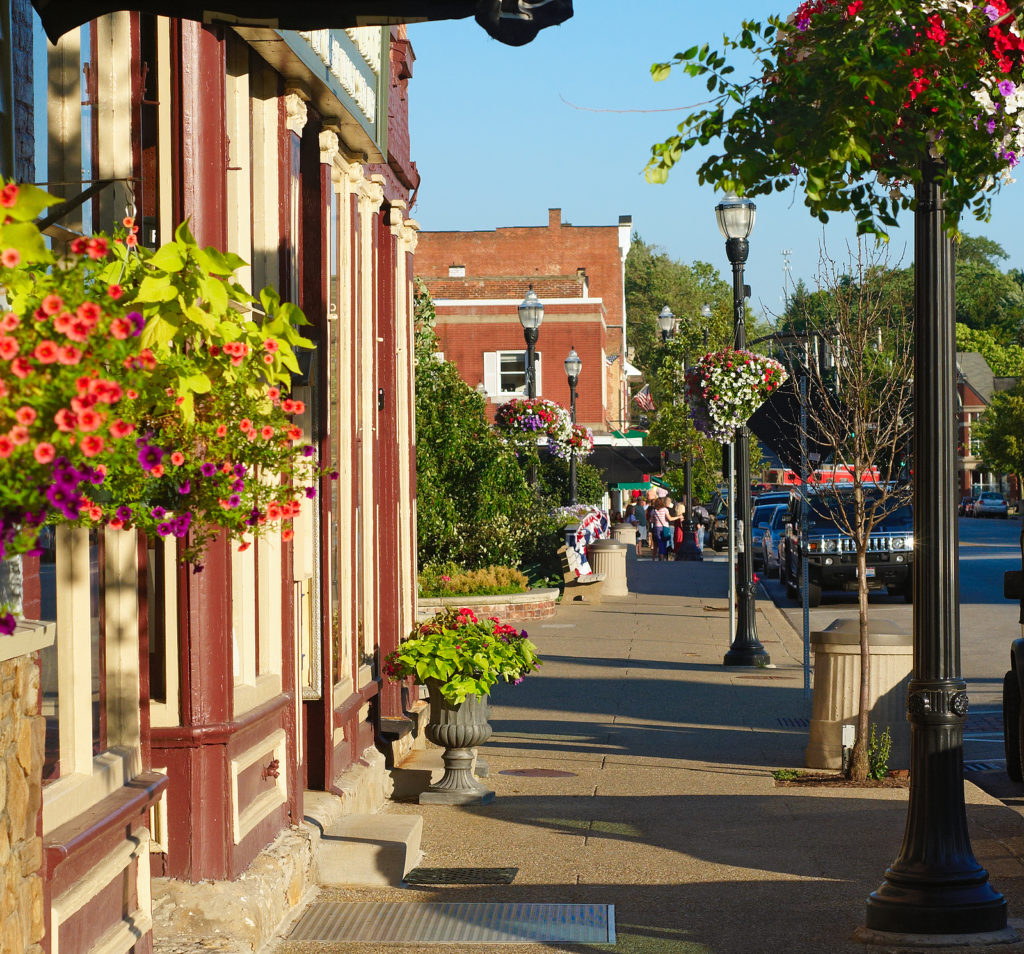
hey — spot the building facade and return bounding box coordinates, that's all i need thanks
[1,5,421,952]
[415,209,638,435]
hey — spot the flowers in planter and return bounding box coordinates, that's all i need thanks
[646,0,1024,235]
[382,606,541,705]
[0,181,324,632]
[683,349,787,443]
[494,396,575,458]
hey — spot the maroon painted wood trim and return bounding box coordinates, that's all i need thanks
[333,677,380,723]
[374,208,403,722]
[150,692,290,749]
[177,21,227,248]
[43,771,167,878]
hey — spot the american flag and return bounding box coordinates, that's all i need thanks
[633,384,655,412]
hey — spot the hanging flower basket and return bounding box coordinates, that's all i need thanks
[646,0,1024,235]
[494,397,573,457]
[684,349,788,443]
[0,182,324,633]
[550,423,594,460]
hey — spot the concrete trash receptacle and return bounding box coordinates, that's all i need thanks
[611,522,638,549]
[587,539,628,597]
[805,618,912,771]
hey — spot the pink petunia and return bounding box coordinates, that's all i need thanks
[1,248,21,267]
[80,435,105,457]
[33,442,55,464]
[15,406,36,426]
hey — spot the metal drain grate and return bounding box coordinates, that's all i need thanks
[777,717,810,728]
[404,867,518,885]
[288,902,615,944]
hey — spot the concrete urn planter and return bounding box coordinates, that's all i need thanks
[419,680,495,805]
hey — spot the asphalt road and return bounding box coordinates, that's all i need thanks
[747,514,1024,796]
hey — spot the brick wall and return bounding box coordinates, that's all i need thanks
[0,654,44,954]
[416,208,628,329]
[365,26,419,204]
[424,274,586,300]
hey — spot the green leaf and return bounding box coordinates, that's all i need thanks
[178,372,212,394]
[10,183,61,223]
[148,243,187,273]
[134,274,179,304]
[174,219,197,247]
[0,221,52,265]
[141,314,179,350]
[651,62,672,82]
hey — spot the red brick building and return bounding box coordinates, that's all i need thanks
[416,209,638,434]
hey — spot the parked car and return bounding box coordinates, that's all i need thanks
[780,489,914,607]
[958,495,976,517]
[710,490,792,552]
[974,491,1009,519]
[758,505,789,577]
[750,503,785,568]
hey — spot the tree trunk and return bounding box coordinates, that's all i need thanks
[848,546,872,780]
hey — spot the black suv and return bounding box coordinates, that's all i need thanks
[780,489,914,607]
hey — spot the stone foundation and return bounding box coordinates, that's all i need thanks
[0,653,44,954]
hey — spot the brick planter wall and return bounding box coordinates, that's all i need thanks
[0,653,44,954]
[416,588,559,624]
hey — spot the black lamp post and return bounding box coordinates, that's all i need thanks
[864,161,1007,937]
[716,194,769,667]
[564,348,582,505]
[518,287,544,399]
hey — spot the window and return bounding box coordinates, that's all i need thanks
[448,265,465,277]
[483,350,542,397]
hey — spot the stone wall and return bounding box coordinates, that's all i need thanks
[0,653,44,954]
[417,588,559,624]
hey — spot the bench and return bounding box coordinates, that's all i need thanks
[557,545,605,602]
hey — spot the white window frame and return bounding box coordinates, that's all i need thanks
[484,349,542,399]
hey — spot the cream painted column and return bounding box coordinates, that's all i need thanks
[388,205,419,641]
[355,172,384,668]
[47,29,83,220]
[94,13,135,230]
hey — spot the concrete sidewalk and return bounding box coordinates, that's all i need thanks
[275,557,1024,954]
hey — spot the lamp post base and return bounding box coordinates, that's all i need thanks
[723,643,770,667]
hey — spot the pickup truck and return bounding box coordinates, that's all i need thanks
[779,489,914,607]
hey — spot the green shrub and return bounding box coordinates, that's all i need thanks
[867,724,892,780]
[419,563,529,598]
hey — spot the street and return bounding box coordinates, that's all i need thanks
[750,515,1024,797]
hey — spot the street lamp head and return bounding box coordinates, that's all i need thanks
[714,193,757,241]
[518,286,544,331]
[700,303,712,320]
[657,305,675,340]
[564,347,582,384]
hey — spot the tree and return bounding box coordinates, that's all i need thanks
[955,323,1024,378]
[414,283,539,570]
[776,242,914,781]
[626,238,768,501]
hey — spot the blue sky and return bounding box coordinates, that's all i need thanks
[407,1,1024,323]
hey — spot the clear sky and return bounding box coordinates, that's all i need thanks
[407,1,1024,324]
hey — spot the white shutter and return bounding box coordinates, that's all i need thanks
[483,351,499,395]
[533,351,542,395]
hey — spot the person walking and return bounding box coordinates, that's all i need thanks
[650,497,673,562]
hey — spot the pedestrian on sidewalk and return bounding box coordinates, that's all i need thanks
[670,501,687,559]
[650,496,673,561]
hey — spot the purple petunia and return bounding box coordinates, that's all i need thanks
[200,462,217,477]
[227,494,241,507]
[138,443,165,471]
[178,480,191,495]
[304,487,317,499]
[127,311,145,336]
[151,506,167,519]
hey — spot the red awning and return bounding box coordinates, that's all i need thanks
[30,0,572,45]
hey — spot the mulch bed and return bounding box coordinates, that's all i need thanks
[774,770,910,789]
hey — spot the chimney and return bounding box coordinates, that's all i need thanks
[548,208,561,229]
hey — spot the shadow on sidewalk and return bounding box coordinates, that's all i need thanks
[625,556,730,599]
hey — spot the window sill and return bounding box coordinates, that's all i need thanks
[0,617,56,663]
